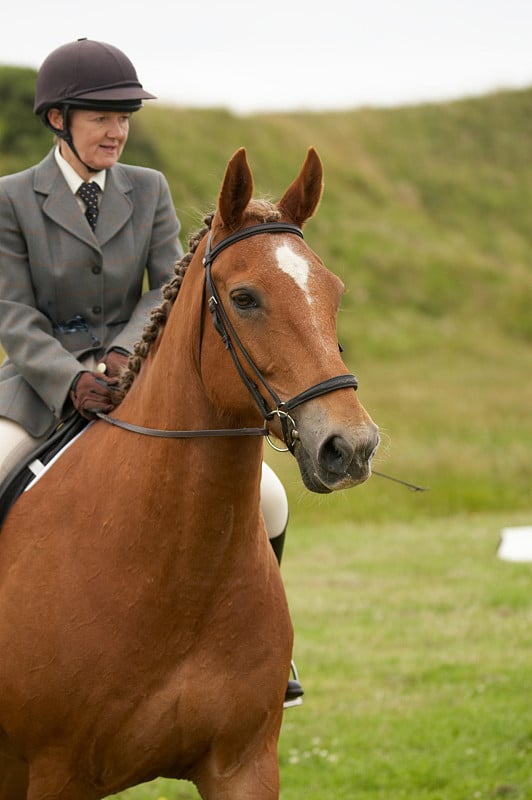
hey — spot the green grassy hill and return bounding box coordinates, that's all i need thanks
[1,68,530,524]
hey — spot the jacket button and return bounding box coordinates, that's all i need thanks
[92,265,102,274]
[92,305,102,314]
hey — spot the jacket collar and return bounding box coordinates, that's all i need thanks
[54,146,107,194]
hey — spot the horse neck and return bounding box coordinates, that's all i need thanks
[119,257,215,427]
[114,257,265,514]
[100,333,264,598]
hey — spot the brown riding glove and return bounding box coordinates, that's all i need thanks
[69,371,120,420]
[97,347,130,379]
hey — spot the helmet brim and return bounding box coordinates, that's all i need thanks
[73,85,157,102]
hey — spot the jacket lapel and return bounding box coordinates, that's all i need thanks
[96,165,133,247]
[33,151,133,250]
[35,151,98,250]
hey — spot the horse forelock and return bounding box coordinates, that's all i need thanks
[245,199,282,224]
[212,198,282,236]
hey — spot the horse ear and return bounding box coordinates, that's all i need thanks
[218,148,254,229]
[278,147,324,226]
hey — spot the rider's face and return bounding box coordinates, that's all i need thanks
[48,108,130,178]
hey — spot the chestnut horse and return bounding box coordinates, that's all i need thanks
[0,148,379,799]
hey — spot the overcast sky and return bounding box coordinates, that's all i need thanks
[3,0,531,114]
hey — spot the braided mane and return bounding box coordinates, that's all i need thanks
[118,200,281,399]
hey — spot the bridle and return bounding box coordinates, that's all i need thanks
[98,222,358,453]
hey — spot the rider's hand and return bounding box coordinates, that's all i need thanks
[96,347,130,379]
[69,371,120,420]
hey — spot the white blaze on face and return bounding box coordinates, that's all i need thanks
[275,244,313,304]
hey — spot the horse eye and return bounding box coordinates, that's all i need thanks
[230,291,257,309]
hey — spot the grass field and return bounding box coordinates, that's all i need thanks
[109,510,532,800]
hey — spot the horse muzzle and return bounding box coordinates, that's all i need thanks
[294,425,380,494]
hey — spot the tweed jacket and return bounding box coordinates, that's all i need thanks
[0,149,182,437]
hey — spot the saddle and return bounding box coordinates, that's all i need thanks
[0,413,89,530]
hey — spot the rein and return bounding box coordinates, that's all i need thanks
[98,221,358,454]
[95,413,268,440]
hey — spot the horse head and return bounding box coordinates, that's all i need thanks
[199,147,380,493]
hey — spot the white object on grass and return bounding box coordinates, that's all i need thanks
[498,526,532,562]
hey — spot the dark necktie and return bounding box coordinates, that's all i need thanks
[78,182,99,230]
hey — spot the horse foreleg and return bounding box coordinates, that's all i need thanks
[0,728,29,799]
[193,745,280,800]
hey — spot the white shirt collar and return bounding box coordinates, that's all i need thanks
[54,146,106,193]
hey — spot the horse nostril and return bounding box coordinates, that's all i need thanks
[319,435,355,477]
[318,430,380,480]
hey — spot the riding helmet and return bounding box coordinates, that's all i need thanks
[34,37,156,116]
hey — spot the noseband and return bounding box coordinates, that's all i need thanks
[98,222,358,453]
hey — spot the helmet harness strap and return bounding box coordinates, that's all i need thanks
[45,104,100,174]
